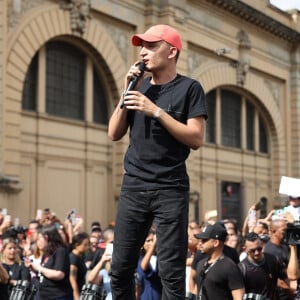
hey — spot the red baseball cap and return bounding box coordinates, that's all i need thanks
[132,24,182,51]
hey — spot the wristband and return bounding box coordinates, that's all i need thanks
[153,107,162,119]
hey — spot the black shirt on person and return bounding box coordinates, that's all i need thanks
[123,74,208,192]
[2,262,31,298]
[239,252,285,299]
[196,255,244,300]
[69,251,87,293]
[39,246,73,300]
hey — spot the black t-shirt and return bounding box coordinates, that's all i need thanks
[238,253,284,299]
[196,256,244,300]
[69,252,87,292]
[264,241,289,271]
[122,74,208,191]
[3,262,31,297]
[3,262,31,282]
[39,246,73,299]
[88,247,105,270]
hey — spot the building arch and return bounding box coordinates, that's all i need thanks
[192,62,286,183]
[3,4,128,225]
[4,4,127,174]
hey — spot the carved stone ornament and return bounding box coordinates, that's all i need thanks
[235,30,252,86]
[7,0,46,31]
[61,0,91,34]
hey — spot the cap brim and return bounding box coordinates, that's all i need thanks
[132,34,162,46]
[194,233,209,239]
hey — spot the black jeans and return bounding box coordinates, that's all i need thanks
[110,189,189,300]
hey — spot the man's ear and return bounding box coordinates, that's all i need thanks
[214,239,220,248]
[168,46,178,59]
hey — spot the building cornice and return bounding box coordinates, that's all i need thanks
[205,0,300,43]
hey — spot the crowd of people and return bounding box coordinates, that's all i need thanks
[0,208,115,300]
[185,195,300,300]
[0,195,300,300]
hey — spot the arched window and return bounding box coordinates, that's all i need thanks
[206,87,269,154]
[21,40,109,125]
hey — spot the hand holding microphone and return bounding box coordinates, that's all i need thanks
[120,61,146,109]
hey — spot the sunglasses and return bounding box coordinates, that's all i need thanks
[200,239,211,244]
[248,246,263,254]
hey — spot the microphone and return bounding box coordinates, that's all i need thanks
[120,62,146,109]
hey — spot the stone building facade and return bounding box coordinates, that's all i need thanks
[0,0,300,228]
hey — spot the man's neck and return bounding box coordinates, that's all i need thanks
[150,68,177,85]
[208,248,223,263]
[270,238,282,247]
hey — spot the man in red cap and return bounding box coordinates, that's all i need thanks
[108,24,208,300]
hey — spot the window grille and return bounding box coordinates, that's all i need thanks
[22,53,38,111]
[221,90,241,148]
[46,41,84,120]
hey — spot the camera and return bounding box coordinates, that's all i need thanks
[283,222,300,245]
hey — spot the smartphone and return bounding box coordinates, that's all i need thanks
[36,209,43,220]
[272,209,284,220]
[4,215,11,222]
[106,243,113,257]
[14,217,20,228]
[1,208,7,216]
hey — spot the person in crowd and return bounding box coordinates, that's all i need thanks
[26,224,73,300]
[27,228,45,300]
[108,23,207,299]
[194,222,245,300]
[27,220,41,251]
[135,229,162,300]
[287,244,300,280]
[0,261,9,300]
[186,224,201,298]
[188,221,240,299]
[239,232,286,299]
[253,221,269,236]
[14,225,31,258]
[287,243,300,299]
[189,221,200,231]
[223,219,239,234]
[85,234,100,269]
[69,232,90,300]
[89,226,114,270]
[88,227,115,300]
[264,219,294,300]
[284,195,300,222]
[90,222,103,244]
[224,221,242,254]
[0,209,13,239]
[0,237,31,297]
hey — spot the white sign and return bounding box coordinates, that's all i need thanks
[279,176,300,197]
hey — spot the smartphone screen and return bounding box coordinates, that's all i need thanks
[106,243,113,257]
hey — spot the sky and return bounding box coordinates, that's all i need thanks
[270,0,300,10]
